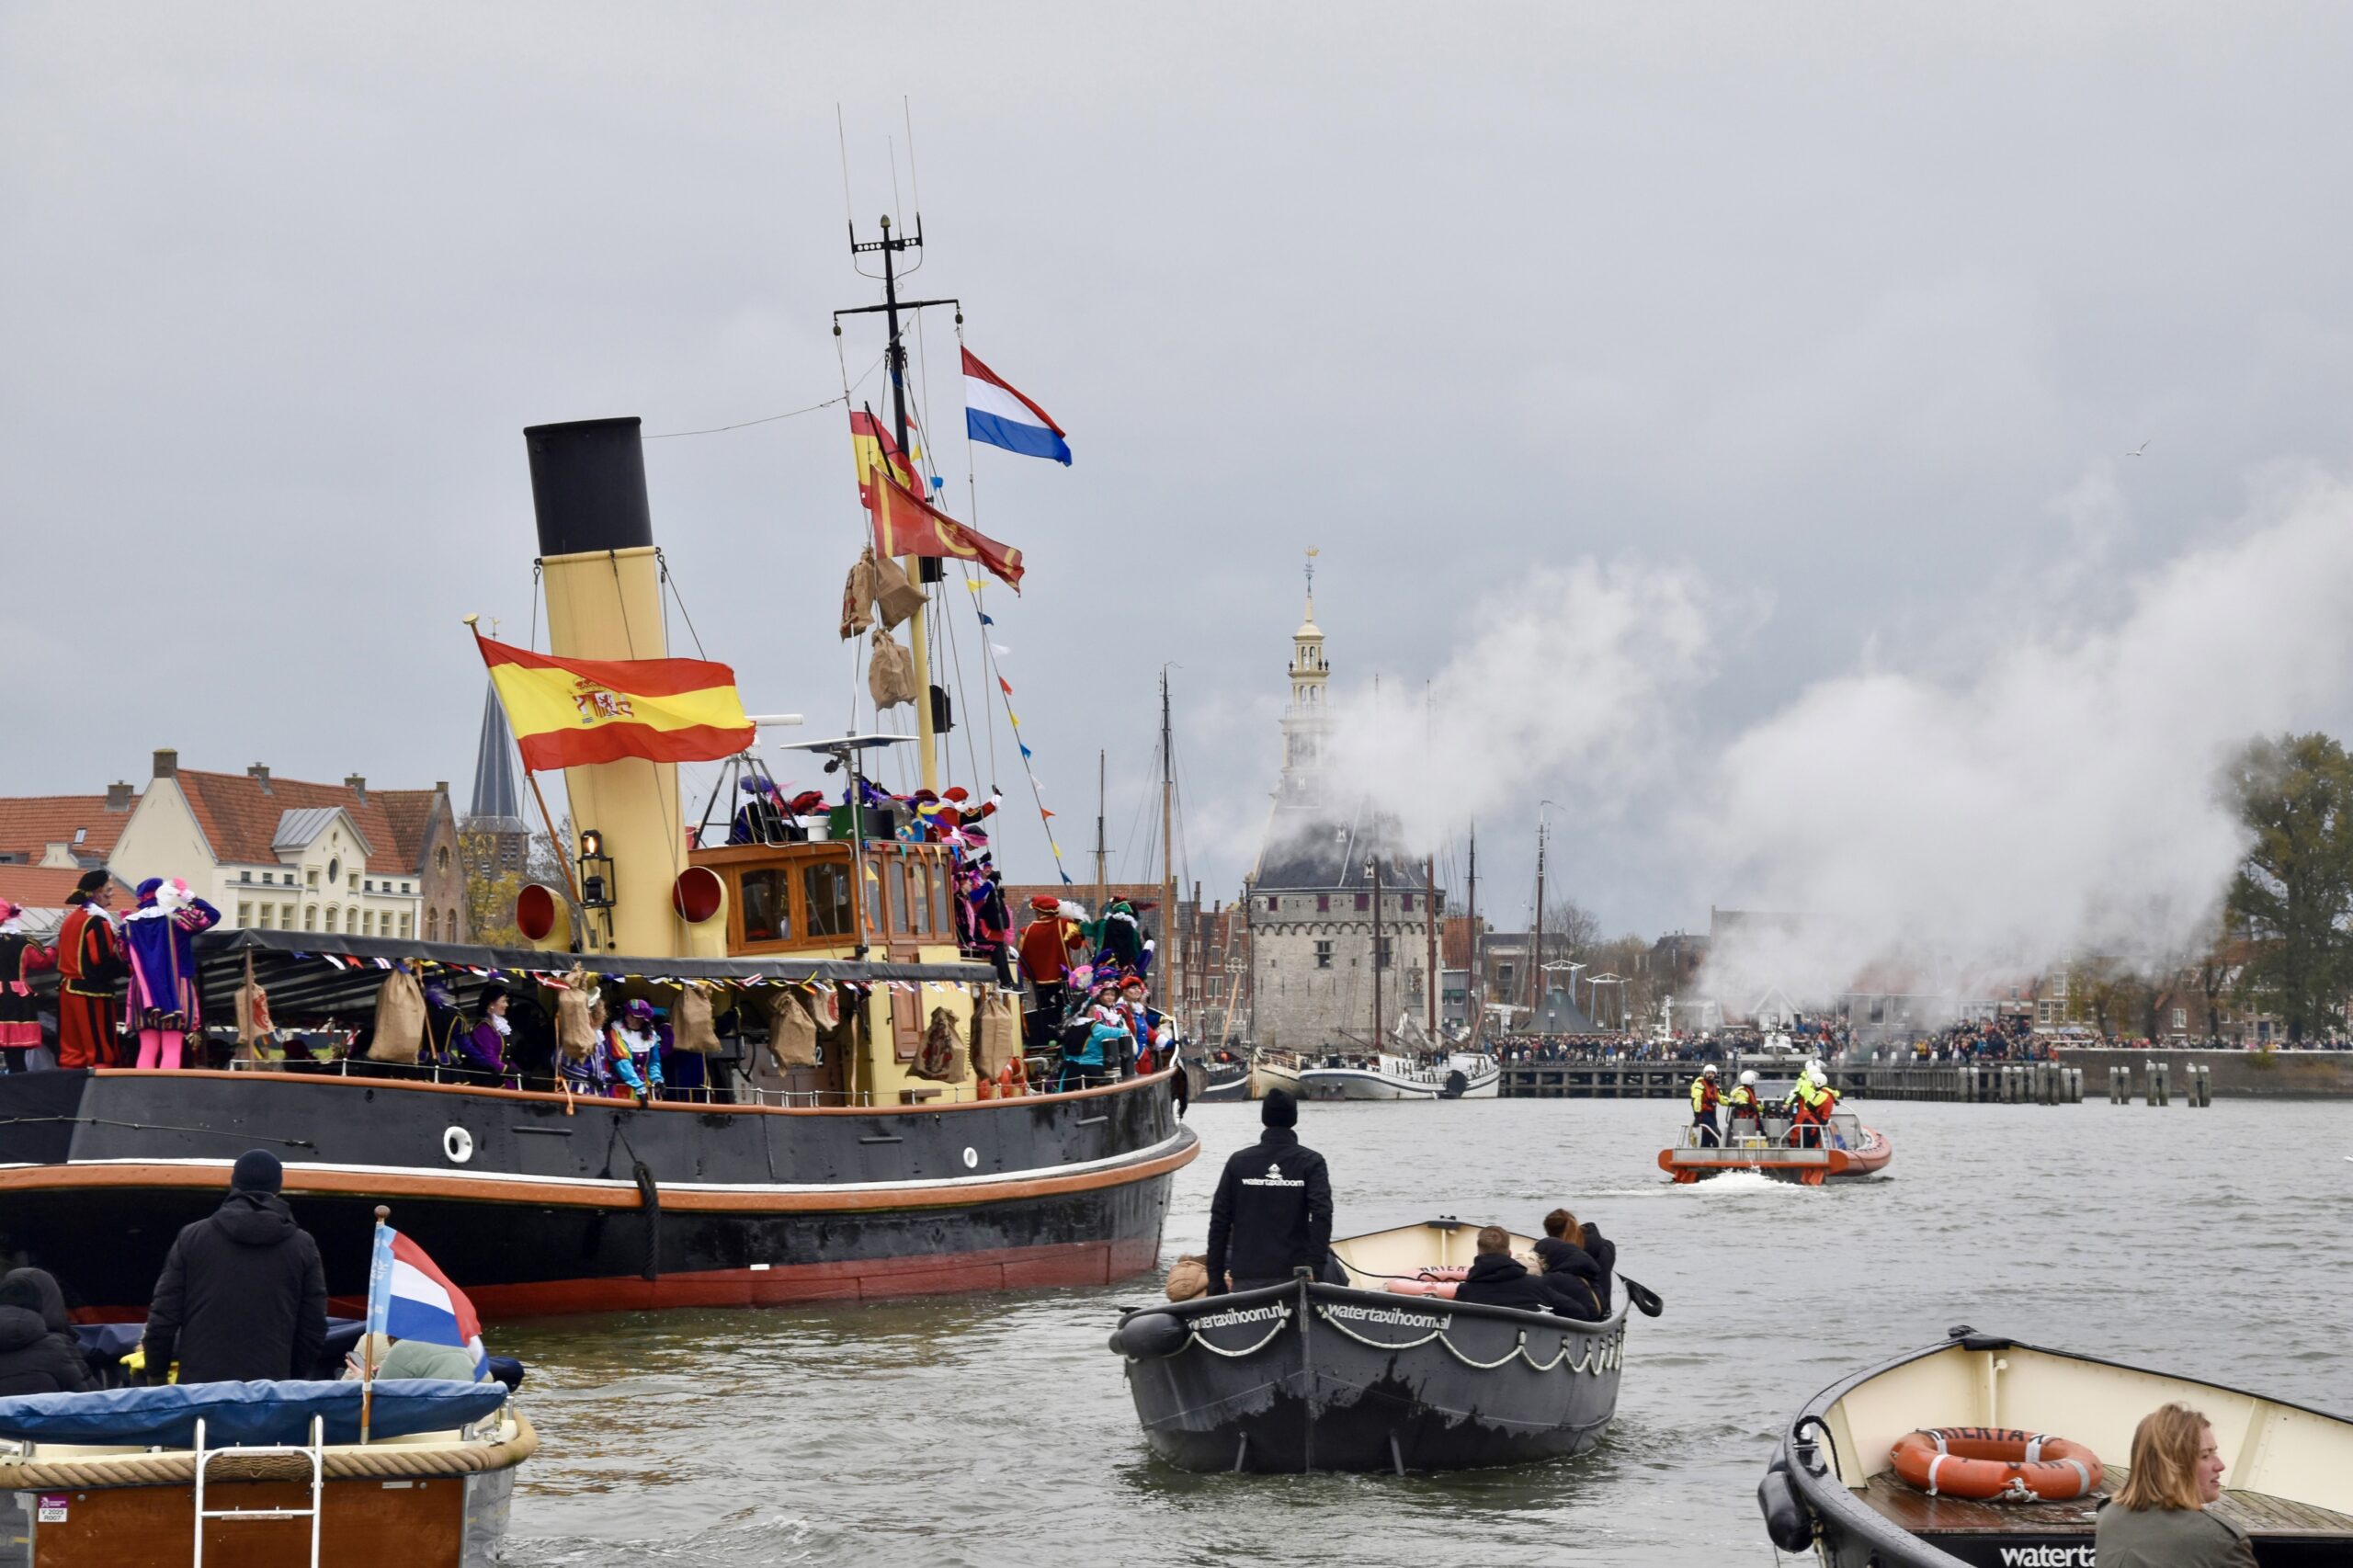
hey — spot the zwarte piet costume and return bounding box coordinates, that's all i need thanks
[54,872,125,1070]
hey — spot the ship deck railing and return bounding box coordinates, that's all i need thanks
[209,1054,1101,1108]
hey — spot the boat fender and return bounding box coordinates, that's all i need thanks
[1109,1312,1188,1359]
[1441,1070,1468,1098]
[1757,1457,1813,1552]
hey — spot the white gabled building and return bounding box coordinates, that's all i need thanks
[108,749,470,941]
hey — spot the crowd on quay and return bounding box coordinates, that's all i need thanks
[1485,1024,1852,1067]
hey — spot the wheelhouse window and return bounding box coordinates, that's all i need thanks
[900,862,922,937]
[803,861,854,938]
[740,869,792,945]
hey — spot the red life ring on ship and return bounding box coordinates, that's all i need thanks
[1891,1427,2103,1502]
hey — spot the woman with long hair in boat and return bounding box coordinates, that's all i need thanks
[2095,1403,2255,1567]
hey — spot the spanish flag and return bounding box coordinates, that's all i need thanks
[474,632,755,771]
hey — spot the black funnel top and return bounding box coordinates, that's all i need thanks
[523,417,654,558]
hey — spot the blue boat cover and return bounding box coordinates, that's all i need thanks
[0,1379,507,1448]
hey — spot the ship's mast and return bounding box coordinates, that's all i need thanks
[1530,816,1547,1026]
[1369,850,1384,1051]
[1465,824,1481,1048]
[1425,849,1438,1046]
[1094,750,1108,913]
[839,213,959,793]
[1160,670,1178,1031]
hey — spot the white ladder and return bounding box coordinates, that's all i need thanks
[191,1413,324,1567]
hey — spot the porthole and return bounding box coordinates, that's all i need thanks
[961,1146,979,1170]
[443,1125,475,1164]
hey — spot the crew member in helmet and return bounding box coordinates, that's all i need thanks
[1688,1062,1722,1147]
[1724,1069,1764,1141]
[1787,1062,1837,1147]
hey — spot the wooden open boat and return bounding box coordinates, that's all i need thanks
[1760,1328,2353,1566]
[0,1379,533,1566]
[1659,1110,1891,1186]
[1110,1219,1629,1473]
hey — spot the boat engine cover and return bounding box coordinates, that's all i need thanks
[1758,1457,1813,1552]
[1109,1312,1188,1360]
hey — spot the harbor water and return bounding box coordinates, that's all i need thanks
[495,1097,2352,1565]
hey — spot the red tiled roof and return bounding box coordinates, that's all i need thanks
[173,771,442,874]
[0,864,134,912]
[0,794,138,862]
[370,789,448,871]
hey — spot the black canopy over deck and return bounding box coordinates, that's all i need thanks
[192,927,993,1023]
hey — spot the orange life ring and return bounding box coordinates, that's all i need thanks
[1891,1427,2103,1502]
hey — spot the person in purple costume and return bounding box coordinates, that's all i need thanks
[120,878,222,1070]
[457,983,514,1084]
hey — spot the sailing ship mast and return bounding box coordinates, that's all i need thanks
[1093,750,1108,912]
[1369,851,1383,1051]
[1160,669,1178,1035]
[1530,816,1548,1026]
[1465,824,1481,1048]
[838,212,959,792]
[1425,850,1438,1044]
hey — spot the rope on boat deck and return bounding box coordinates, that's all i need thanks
[1176,1303,1295,1359]
[0,1411,539,1491]
[1308,1307,1626,1375]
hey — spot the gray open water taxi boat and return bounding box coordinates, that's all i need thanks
[1761,1327,2353,1567]
[1109,1219,1638,1474]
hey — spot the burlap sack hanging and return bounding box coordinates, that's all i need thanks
[673,982,722,1055]
[552,967,599,1061]
[870,550,927,631]
[869,631,918,710]
[766,988,818,1069]
[840,549,879,641]
[971,990,1018,1081]
[367,967,427,1063]
[233,954,273,1062]
[910,1004,968,1083]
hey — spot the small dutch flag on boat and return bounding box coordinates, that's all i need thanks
[366,1221,488,1378]
[962,348,1071,465]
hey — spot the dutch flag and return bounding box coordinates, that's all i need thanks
[364,1222,488,1378]
[962,348,1072,465]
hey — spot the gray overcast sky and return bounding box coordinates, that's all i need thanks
[9,4,2353,939]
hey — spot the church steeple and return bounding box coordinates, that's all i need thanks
[1280,548,1331,794]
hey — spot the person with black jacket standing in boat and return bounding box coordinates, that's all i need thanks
[1204,1090,1332,1293]
[141,1150,328,1383]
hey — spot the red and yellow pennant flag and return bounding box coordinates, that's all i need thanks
[850,410,924,510]
[474,632,755,771]
[867,460,1026,592]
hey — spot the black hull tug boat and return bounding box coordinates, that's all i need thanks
[0,417,1194,1319]
[1760,1329,2353,1567]
[1108,1221,1640,1474]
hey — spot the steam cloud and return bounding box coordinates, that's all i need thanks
[1300,467,2353,1005]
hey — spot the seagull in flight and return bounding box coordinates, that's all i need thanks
[2124,440,2150,458]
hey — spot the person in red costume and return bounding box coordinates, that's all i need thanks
[54,870,125,1070]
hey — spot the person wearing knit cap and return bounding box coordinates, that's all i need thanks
[54,869,126,1070]
[1203,1089,1335,1295]
[141,1149,326,1384]
[0,902,56,1072]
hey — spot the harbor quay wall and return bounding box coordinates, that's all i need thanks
[2058,1047,2353,1098]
